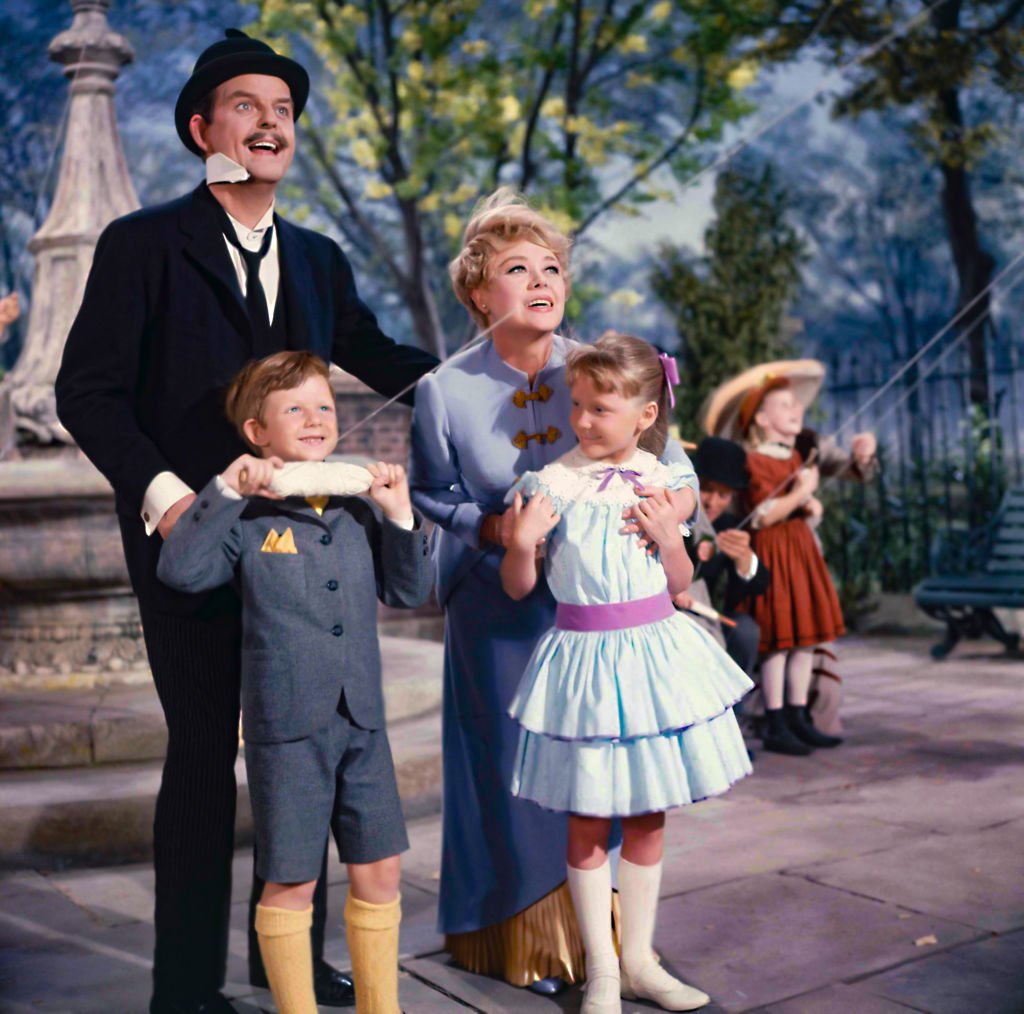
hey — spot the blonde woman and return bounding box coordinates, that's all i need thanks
[410,191,696,994]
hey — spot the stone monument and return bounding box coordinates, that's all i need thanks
[0,0,145,687]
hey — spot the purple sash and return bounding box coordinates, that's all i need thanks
[555,591,675,632]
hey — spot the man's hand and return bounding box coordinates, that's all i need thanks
[157,493,197,540]
[367,461,414,523]
[716,529,753,575]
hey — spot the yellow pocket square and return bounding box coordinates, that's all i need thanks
[260,527,298,554]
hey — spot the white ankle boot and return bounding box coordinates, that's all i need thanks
[618,857,710,1011]
[620,962,709,1011]
[581,970,622,1014]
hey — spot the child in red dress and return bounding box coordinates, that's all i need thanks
[738,377,845,756]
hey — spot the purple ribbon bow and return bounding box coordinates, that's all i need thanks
[659,353,680,409]
[597,467,644,492]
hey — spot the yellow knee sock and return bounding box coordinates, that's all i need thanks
[344,893,402,1014]
[254,903,317,1014]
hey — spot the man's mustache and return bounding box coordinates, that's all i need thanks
[243,132,289,150]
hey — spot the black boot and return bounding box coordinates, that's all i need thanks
[762,707,813,756]
[785,703,843,748]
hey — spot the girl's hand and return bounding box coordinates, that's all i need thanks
[803,495,823,527]
[221,454,284,498]
[633,494,685,554]
[673,590,695,610]
[793,464,820,499]
[367,461,414,523]
[509,491,560,552]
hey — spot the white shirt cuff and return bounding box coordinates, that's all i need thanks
[388,515,415,530]
[214,475,243,500]
[740,553,759,581]
[142,472,195,536]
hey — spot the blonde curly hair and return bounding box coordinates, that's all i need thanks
[449,187,572,329]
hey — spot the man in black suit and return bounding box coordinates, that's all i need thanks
[679,437,770,677]
[55,30,437,1014]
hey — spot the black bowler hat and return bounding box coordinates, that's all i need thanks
[692,436,749,491]
[175,29,310,156]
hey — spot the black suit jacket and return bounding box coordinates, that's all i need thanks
[687,512,771,615]
[56,183,438,613]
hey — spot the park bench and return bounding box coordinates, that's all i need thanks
[913,482,1024,659]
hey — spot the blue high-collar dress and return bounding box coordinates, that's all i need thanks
[409,335,697,936]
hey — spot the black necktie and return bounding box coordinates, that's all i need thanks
[223,224,274,356]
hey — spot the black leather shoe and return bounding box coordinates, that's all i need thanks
[785,703,843,748]
[150,993,236,1014]
[313,959,357,1007]
[762,707,813,756]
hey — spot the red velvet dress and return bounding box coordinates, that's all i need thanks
[740,449,845,654]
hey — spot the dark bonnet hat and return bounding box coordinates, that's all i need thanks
[692,436,749,491]
[175,29,310,156]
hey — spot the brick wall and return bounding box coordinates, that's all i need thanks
[331,367,412,463]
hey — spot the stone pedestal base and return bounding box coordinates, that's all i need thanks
[0,456,147,689]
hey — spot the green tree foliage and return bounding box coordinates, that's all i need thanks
[254,0,773,356]
[649,162,804,435]
[757,0,1024,406]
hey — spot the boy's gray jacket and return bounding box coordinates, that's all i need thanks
[157,479,432,743]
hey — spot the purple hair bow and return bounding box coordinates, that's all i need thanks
[659,353,680,408]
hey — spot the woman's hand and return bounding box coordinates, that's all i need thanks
[221,454,283,498]
[367,461,414,523]
[480,506,520,549]
[632,494,685,555]
[622,486,691,554]
[509,491,561,552]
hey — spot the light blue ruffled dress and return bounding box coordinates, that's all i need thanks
[507,447,754,817]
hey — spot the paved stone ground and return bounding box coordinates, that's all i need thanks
[1,635,1022,1013]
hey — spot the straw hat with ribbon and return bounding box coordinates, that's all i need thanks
[699,360,826,442]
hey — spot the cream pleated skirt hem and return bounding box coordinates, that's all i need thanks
[444,881,621,987]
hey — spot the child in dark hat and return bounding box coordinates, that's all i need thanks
[678,436,770,680]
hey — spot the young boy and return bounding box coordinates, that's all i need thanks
[157,350,431,1014]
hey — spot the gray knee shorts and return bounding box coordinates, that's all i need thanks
[246,695,409,883]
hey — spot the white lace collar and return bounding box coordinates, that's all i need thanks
[538,446,667,504]
[752,441,794,460]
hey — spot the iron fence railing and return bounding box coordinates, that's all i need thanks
[814,337,1023,603]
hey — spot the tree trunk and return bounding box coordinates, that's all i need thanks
[930,0,993,407]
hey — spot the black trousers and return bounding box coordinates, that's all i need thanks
[140,605,329,1005]
[725,612,761,679]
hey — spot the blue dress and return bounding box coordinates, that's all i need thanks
[507,447,753,817]
[409,336,698,936]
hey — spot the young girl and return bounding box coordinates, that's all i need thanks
[738,377,847,755]
[500,334,753,1013]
